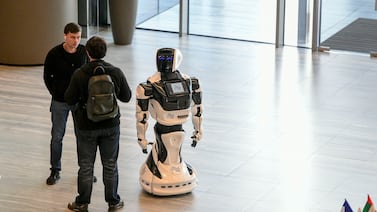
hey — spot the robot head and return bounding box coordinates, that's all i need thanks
[156,48,183,73]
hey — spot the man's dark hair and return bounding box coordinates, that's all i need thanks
[86,36,107,59]
[64,22,82,34]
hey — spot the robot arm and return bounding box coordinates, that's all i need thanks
[190,77,203,147]
[136,83,153,154]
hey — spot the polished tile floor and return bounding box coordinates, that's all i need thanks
[1,29,377,211]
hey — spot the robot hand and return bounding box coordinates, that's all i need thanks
[138,138,148,154]
[190,130,202,148]
[191,140,198,147]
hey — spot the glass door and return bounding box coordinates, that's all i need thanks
[78,0,109,39]
[135,0,317,47]
[188,0,276,43]
[284,0,314,48]
[136,0,180,32]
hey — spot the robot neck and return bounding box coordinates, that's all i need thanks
[161,70,181,81]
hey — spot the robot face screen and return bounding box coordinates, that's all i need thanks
[157,50,175,72]
[158,55,173,62]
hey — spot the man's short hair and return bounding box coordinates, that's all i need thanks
[64,22,82,34]
[86,36,107,59]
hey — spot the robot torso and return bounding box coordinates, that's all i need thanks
[137,71,192,126]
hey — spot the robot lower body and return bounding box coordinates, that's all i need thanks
[139,124,197,196]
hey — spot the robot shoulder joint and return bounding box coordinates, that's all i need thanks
[191,77,200,91]
[137,82,153,98]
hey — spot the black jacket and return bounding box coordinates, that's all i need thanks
[43,43,88,102]
[64,60,132,130]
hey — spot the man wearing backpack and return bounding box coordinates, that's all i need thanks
[65,36,132,212]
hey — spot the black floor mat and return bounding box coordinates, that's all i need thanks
[321,18,377,53]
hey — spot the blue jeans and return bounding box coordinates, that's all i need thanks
[50,100,77,172]
[75,125,121,205]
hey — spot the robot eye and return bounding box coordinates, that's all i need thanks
[158,55,173,61]
[166,56,173,61]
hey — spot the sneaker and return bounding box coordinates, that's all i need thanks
[108,200,124,211]
[46,170,60,185]
[67,202,88,212]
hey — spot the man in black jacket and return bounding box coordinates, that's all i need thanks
[65,36,132,212]
[43,22,88,185]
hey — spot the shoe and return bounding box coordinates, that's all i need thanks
[67,202,88,212]
[108,200,124,211]
[46,170,60,185]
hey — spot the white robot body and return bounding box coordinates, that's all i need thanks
[149,99,190,126]
[136,48,202,196]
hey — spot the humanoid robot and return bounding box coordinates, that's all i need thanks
[135,48,203,196]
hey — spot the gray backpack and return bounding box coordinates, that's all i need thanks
[86,66,119,122]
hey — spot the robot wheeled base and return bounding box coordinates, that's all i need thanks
[139,143,198,196]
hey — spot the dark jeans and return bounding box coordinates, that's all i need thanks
[75,125,121,205]
[50,100,77,172]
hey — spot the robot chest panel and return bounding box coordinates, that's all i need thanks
[152,80,191,111]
